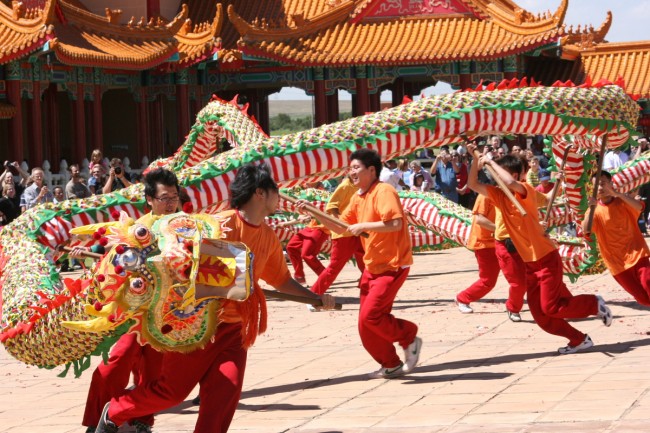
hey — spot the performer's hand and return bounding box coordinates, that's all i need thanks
[319,293,336,310]
[294,199,310,215]
[587,196,598,207]
[68,246,89,258]
[467,142,478,156]
[346,223,367,236]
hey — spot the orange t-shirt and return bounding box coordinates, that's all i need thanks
[467,195,495,251]
[592,198,650,275]
[486,183,555,263]
[326,178,357,240]
[215,209,291,323]
[340,181,413,274]
[306,217,330,235]
[494,190,545,241]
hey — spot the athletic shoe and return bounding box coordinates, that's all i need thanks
[558,335,594,355]
[596,295,613,327]
[306,304,319,312]
[95,403,118,433]
[132,421,152,433]
[192,395,200,405]
[368,363,405,379]
[294,276,306,284]
[404,336,422,372]
[456,300,473,314]
[85,428,96,433]
[507,310,522,322]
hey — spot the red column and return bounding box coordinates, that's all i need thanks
[327,90,339,123]
[74,84,87,164]
[314,80,328,127]
[354,78,369,116]
[150,96,164,159]
[6,80,24,163]
[92,85,103,153]
[177,83,190,143]
[256,90,270,134]
[459,74,472,90]
[30,80,43,165]
[369,92,380,112]
[136,92,149,162]
[391,77,405,107]
[44,83,60,167]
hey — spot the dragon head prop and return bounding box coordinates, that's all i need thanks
[62,211,253,353]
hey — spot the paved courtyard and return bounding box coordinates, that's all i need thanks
[2,246,650,432]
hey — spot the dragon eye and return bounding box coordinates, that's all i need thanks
[133,225,152,245]
[129,277,147,295]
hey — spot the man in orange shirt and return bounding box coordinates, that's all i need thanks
[309,175,365,297]
[301,149,421,379]
[455,195,526,321]
[467,146,612,355]
[584,171,650,305]
[96,164,336,433]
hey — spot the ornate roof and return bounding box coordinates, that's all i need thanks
[0,0,222,70]
[227,0,571,67]
[0,0,55,65]
[579,41,650,99]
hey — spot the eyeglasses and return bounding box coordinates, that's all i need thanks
[154,196,179,204]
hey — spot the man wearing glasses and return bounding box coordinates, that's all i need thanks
[82,168,179,433]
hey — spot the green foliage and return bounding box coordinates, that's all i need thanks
[269,112,353,135]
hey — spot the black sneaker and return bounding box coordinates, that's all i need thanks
[132,420,152,433]
[85,428,96,433]
[96,403,118,433]
[192,395,201,405]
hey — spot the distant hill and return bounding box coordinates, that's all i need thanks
[268,100,352,117]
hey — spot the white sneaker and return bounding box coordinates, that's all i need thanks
[306,304,319,312]
[403,336,422,372]
[596,295,613,327]
[368,363,405,379]
[558,335,594,355]
[456,300,473,314]
[507,310,522,322]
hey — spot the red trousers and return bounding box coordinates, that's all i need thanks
[108,322,246,433]
[286,227,328,280]
[613,257,650,306]
[310,236,365,295]
[83,332,163,427]
[494,241,527,313]
[359,267,418,368]
[525,250,598,346]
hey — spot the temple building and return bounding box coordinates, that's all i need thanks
[0,0,648,169]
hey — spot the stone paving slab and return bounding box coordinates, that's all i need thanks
[2,246,650,433]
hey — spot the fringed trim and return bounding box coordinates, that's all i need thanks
[232,287,267,349]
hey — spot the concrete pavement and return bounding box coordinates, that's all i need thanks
[2,246,650,432]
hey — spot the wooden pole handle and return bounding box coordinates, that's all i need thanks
[280,193,369,238]
[584,135,609,235]
[262,289,343,310]
[59,245,104,260]
[543,144,573,225]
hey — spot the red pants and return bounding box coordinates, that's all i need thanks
[494,241,527,313]
[108,322,246,433]
[359,267,418,368]
[613,257,650,306]
[286,227,328,280]
[310,236,365,295]
[83,332,163,427]
[525,250,598,346]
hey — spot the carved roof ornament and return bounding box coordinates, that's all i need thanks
[561,10,612,51]
[104,8,122,25]
[12,0,25,20]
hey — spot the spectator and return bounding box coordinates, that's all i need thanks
[396,159,412,189]
[603,148,628,171]
[409,160,433,191]
[89,165,106,195]
[89,149,108,173]
[411,173,426,191]
[102,158,133,194]
[53,186,65,203]
[535,169,553,194]
[0,197,16,226]
[526,157,541,187]
[456,153,474,209]
[379,159,405,190]
[20,167,53,211]
[65,164,91,200]
[430,149,459,202]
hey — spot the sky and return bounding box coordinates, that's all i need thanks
[270,1,650,101]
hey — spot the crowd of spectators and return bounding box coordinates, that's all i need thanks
[0,149,139,227]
